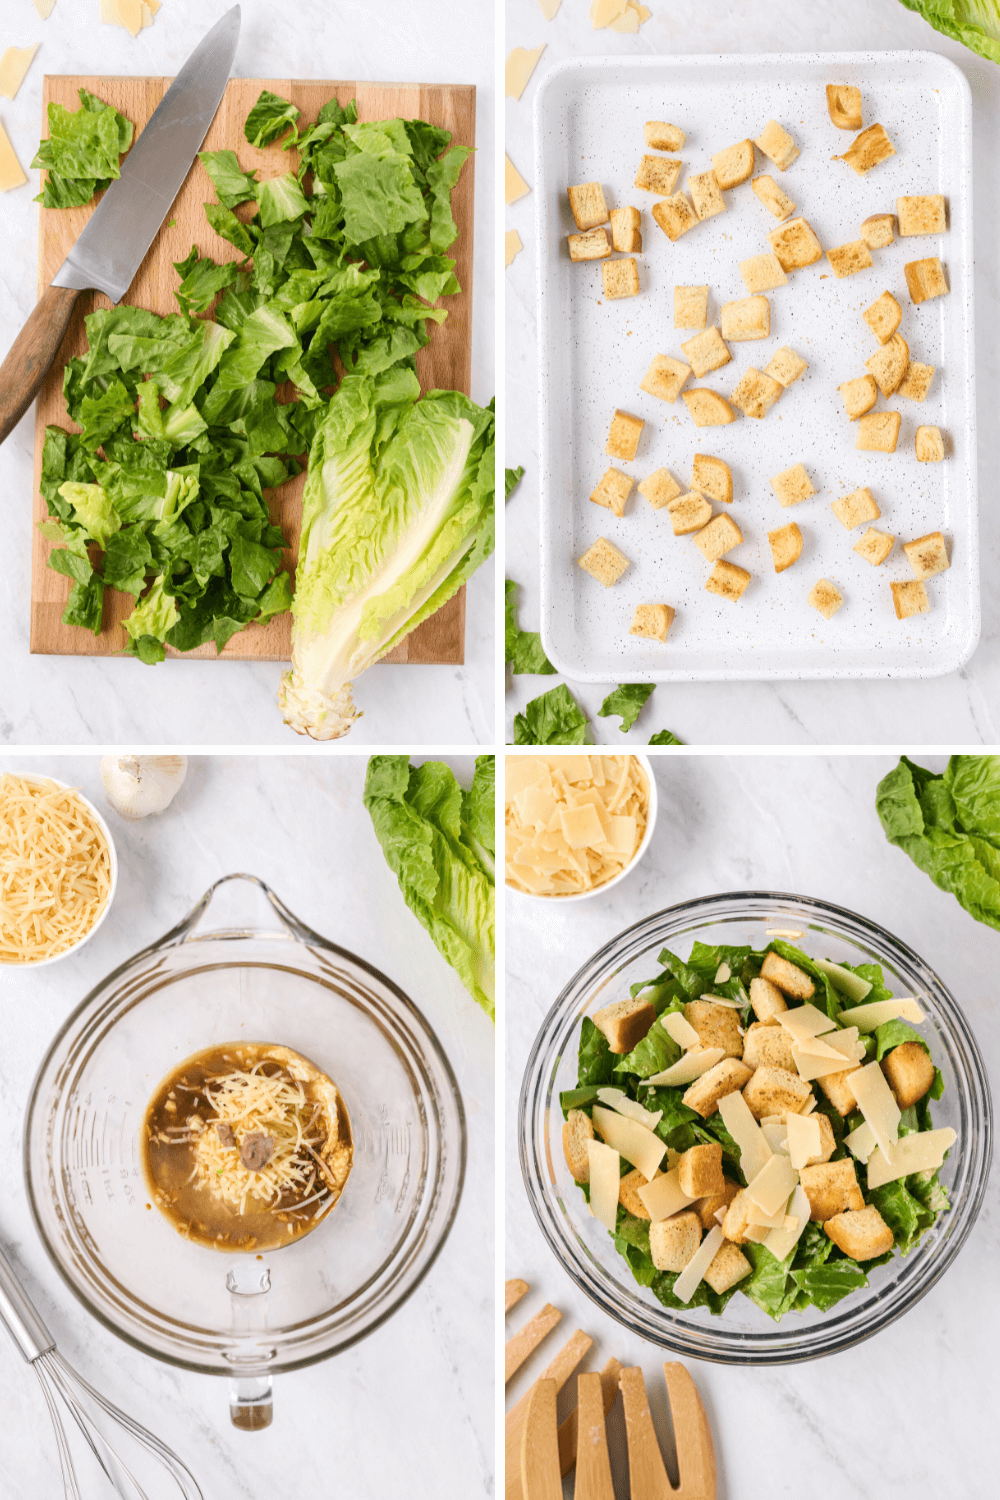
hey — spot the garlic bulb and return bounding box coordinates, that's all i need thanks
[100,755,187,821]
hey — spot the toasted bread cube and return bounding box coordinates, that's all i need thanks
[684,999,744,1058]
[640,353,692,404]
[825,1205,894,1260]
[606,409,645,461]
[739,253,788,294]
[863,289,902,344]
[691,454,732,504]
[721,296,770,341]
[916,425,945,462]
[592,994,656,1054]
[677,1143,726,1199]
[742,1021,796,1073]
[563,1109,594,1183]
[856,411,901,453]
[682,1057,753,1118]
[838,375,878,420]
[602,258,641,299]
[854,527,895,566]
[651,193,699,242]
[808,578,844,620]
[703,1240,752,1294]
[754,119,799,170]
[891,579,930,620]
[768,217,823,271]
[704,559,751,602]
[609,206,642,253]
[731,368,783,420]
[630,603,675,642]
[749,976,787,1024]
[897,195,947,237]
[768,522,802,574]
[638,467,683,510]
[760,951,814,998]
[619,1167,653,1220]
[800,1160,864,1221]
[680,326,731,378]
[711,139,754,189]
[827,239,873,279]
[834,123,896,175]
[578,536,631,587]
[635,155,682,195]
[898,361,935,402]
[752,175,795,220]
[692,512,743,563]
[722,1187,754,1244]
[817,1067,860,1116]
[865,334,909,397]
[831,485,880,530]
[589,467,634,516]
[860,213,896,250]
[693,1181,739,1230]
[689,169,726,221]
[905,256,948,304]
[743,1065,814,1119]
[903,530,949,580]
[826,84,863,131]
[568,181,609,230]
[683,390,736,427]
[674,284,709,330]
[649,1212,702,1272]
[882,1041,936,1107]
[765,346,808,388]
[770,463,815,508]
[645,121,686,151]
[667,492,713,535]
[568,228,612,261]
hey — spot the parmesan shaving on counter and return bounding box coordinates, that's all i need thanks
[0,45,38,102]
[0,122,27,193]
[505,754,649,896]
[100,0,161,37]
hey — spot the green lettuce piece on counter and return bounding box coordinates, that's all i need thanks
[505,580,554,675]
[363,755,495,1022]
[32,88,134,208]
[649,730,683,745]
[599,684,656,734]
[897,0,1000,62]
[512,684,590,745]
[505,465,524,501]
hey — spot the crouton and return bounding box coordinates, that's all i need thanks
[684,999,745,1058]
[824,1205,894,1260]
[760,952,815,998]
[711,140,754,190]
[854,527,895,566]
[834,123,896,175]
[682,389,736,427]
[882,1041,936,1107]
[808,578,844,620]
[606,409,645,461]
[765,346,807,387]
[891,580,930,620]
[722,1187,753,1244]
[898,361,935,402]
[827,239,874,279]
[743,1064,814,1119]
[752,175,795,220]
[682,1057,753,1118]
[630,603,675,642]
[905,256,948,304]
[635,155,682,195]
[619,1167,653,1220]
[667,492,713,535]
[742,1020,797,1073]
[720,296,770,342]
[568,182,609,230]
[838,376,878,421]
[610,206,642,253]
[826,84,863,131]
[592,995,656,1054]
[689,170,726,221]
[897,195,947,237]
[652,194,699,242]
[645,121,686,151]
[860,213,896,250]
[677,1143,726,1199]
[768,217,823,271]
[578,536,631,587]
[816,1067,861,1116]
[855,411,900,453]
[649,1211,702,1272]
[768,522,803,574]
[863,290,902,344]
[638,467,683,510]
[739,253,788,294]
[754,119,799,171]
[770,463,816,509]
[916,425,945,462]
[866,334,909,397]
[749,976,787,1024]
[569,228,612,261]
[691,454,732,503]
[674,285,708,330]
[589,467,633,517]
[563,1108,594,1183]
[804,1113,837,1166]
[703,1240,752,1295]
[831,486,880,530]
[692,1181,739,1229]
[640,353,692,405]
[903,531,949,580]
[681,326,732,378]
[602,259,640,300]
[731,369,783,420]
[693,513,743,563]
[704,559,751,602]
[799,1159,865,1221]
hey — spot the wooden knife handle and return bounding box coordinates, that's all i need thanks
[0,284,81,446]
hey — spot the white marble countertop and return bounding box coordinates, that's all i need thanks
[504,0,1000,744]
[0,0,494,747]
[0,754,494,1499]
[505,752,996,1498]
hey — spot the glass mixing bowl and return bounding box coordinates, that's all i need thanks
[25,875,465,1424]
[518,891,992,1365]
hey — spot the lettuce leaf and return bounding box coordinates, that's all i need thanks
[599,683,656,734]
[244,89,301,149]
[512,684,590,745]
[505,580,555,675]
[897,0,1000,62]
[649,730,683,745]
[32,88,133,208]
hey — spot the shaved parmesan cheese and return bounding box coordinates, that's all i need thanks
[608,3,639,30]
[747,1196,789,1230]
[699,992,743,1008]
[100,0,160,37]
[814,958,873,1003]
[0,122,27,192]
[505,229,523,266]
[587,1139,621,1231]
[538,0,562,18]
[778,1003,837,1041]
[715,962,732,984]
[785,1111,822,1170]
[590,0,628,24]
[637,1167,694,1222]
[505,757,548,802]
[791,1041,860,1082]
[792,1033,851,1062]
[837,997,925,1032]
[799,1093,818,1115]
[763,1184,811,1261]
[821,1027,865,1060]
[546,755,594,781]
[0,45,38,101]
[760,1122,789,1154]
[765,928,803,938]
[559,802,606,849]
[592,1105,666,1182]
[505,755,649,896]
[662,1011,700,1049]
[844,1120,877,1163]
[596,1087,662,1132]
[33,0,57,15]
[673,1226,725,1304]
[718,1091,772,1183]
[505,45,546,99]
[865,1127,956,1189]
[850,1062,902,1156]
[644,1046,725,1087]
[745,1154,799,1217]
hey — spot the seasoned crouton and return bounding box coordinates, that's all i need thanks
[649,1212,702,1272]
[742,1020,797,1073]
[682,1057,753,1118]
[568,182,609,230]
[682,389,736,427]
[693,1180,739,1229]
[640,353,692,404]
[635,155,682,195]
[891,580,930,621]
[619,1167,653,1220]
[838,376,878,421]
[609,206,642,253]
[882,1041,936,1107]
[743,1064,814,1119]
[854,527,895,566]
[704,559,751,602]
[606,409,645,461]
[768,522,802,574]
[808,578,844,620]
[739,253,787,294]
[903,531,949,580]
[711,140,754,190]
[799,1159,865,1221]
[645,121,686,151]
[578,536,631,588]
[765,346,807,387]
[722,1187,754,1244]
[831,486,880,530]
[731,368,783,420]
[667,492,713,535]
[674,285,709,330]
[905,256,948,304]
[804,1113,837,1166]
[749,976,787,1024]
[768,217,823,271]
[897,195,947,237]
[652,193,699,242]
[569,228,612,261]
[602,258,640,299]
[589,468,633,517]
[855,411,900,453]
[681,326,731,378]
[720,297,770,341]
[693,514,743,564]
[691,454,732,503]
[827,240,873,279]
[760,952,815,998]
[860,213,896,250]
[770,463,816,508]
[689,170,726,221]
[639,468,683,510]
[703,1240,752,1294]
[866,333,909,397]
[834,123,896,175]
[816,1066,861,1116]
[752,175,795,220]
[754,119,799,171]
[826,84,863,131]
[916,425,945,462]
[898,361,935,402]
[677,1143,726,1199]
[684,999,744,1058]
[630,604,675,642]
[824,1205,894,1260]
[592,995,656,1054]
[563,1108,594,1183]
[863,289,902,344]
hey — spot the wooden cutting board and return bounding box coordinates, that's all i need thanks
[29,75,476,662]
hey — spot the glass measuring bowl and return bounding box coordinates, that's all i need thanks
[25,874,466,1425]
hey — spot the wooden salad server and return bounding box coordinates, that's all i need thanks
[573,1371,616,1500]
[520,1380,562,1500]
[506,1329,593,1500]
[620,1364,718,1500]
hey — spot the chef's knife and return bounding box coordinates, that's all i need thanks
[0,4,241,447]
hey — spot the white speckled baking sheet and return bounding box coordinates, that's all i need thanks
[534,52,978,682]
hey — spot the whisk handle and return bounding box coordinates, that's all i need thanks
[0,1246,56,1362]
